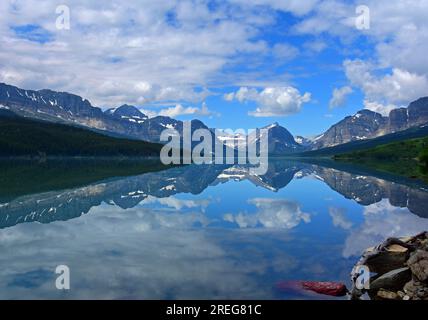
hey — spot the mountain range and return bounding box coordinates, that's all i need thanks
[0,108,162,157]
[1,159,427,229]
[1,82,428,154]
[312,98,428,149]
[0,82,208,144]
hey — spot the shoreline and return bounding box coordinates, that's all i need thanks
[350,232,428,300]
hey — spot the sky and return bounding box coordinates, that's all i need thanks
[1,0,428,137]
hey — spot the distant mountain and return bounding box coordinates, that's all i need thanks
[312,110,386,149]
[3,82,428,154]
[251,123,303,154]
[213,123,304,155]
[312,97,428,149]
[301,123,428,157]
[295,135,312,147]
[0,109,162,157]
[215,130,246,149]
[105,104,148,124]
[0,83,210,144]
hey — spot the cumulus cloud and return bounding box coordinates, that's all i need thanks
[292,0,354,37]
[156,102,219,118]
[225,86,311,117]
[291,0,428,114]
[0,0,285,108]
[3,0,427,118]
[329,86,353,109]
[344,59,428,114]
[362,100,398,116]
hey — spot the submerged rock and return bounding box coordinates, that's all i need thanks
[276,280,347,297]
[301,281,348,297]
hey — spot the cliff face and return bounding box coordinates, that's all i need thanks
[0,83,210,143]
[313,97,428,149]
[313,110,387,149]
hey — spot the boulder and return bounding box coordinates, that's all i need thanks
[377,289,399,300]
[386,244,408,253]
[370,267,412,291]
[407,250,428,282]
[404,280,428,300]
[365,251,408,274]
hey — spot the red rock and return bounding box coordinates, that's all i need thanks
[301,281,348,296]
[276,280,347,297]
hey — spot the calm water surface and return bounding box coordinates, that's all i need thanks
[0,159,427,299]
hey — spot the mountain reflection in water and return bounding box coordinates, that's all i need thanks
[0,159,427,299]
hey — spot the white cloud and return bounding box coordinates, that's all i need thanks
[272,43,299,61]
[158,105,200,118]
[292,0,354,37]
[344,59,428,114]
[362,100,397,116]
[0,0,285,108]
[329,86,353,109]
[225,86,311,117]
[156,102,219,118]
[3,0,428,117]
[224,92,235,102]
[303,40,327,53]
[291,0,428,113]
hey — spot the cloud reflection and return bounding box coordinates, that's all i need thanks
[224,198,311,229]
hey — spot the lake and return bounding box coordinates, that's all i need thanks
[0,159,427,299]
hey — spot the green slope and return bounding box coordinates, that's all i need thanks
[0,110,162,157]
[333,136,428,182]
[334,136,428,161]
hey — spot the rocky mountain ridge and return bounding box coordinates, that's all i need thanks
[1,82,427,153]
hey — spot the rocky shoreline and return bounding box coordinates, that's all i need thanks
[351,231,428,300]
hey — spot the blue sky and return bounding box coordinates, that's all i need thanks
[1,0,428,137]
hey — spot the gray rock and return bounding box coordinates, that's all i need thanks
[404,279,428,299]
[377,289,399,300]
[407,250,428,282]
[370,267,412,291]
[365,251,408,274]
